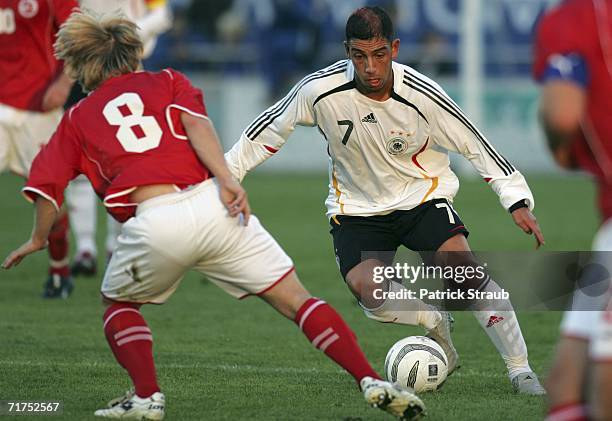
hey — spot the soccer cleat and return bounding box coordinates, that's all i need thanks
[71,251,97,277]
[511,371,546,396]
[94,391,165,420]
[425,311,459,375]
[106,389,134,408]
[361,376,425,420]
[42,274,74,299]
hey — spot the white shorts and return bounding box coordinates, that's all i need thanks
[0,103,62,176]
[590,308,612,361]
[101,179,295,303]
[561,311,602,340]
[560,227,612,340]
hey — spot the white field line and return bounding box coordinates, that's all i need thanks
[0,360,504,379]
[0,360,331,374]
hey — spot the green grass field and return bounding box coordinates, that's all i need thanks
[0,172,599,420]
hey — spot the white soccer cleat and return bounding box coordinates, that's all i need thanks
[425,311,459,375]
[105,389,134,408]
[511,371,546,396]
[361,376,426,420]
[94,391,165,420]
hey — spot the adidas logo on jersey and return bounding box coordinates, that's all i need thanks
[361,113,377,123]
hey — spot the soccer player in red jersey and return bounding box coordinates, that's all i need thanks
[67,0,173,278]
[2,12,425,420]
[0,0,78,298]
[533,0,612,419]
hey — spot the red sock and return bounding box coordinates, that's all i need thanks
[103,303,160,398]
[546,402,588,421]
[48,213,70,277]
[295,297,380,385]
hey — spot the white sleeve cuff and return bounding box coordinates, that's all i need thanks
[489,171,535,211]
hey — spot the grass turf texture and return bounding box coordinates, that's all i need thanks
[0,172,598,420]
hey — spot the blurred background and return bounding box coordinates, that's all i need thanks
[144,0,563,175]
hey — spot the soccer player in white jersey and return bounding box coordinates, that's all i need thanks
[226,6,546,395]
[2,12,424,421]
[67,0,172,278]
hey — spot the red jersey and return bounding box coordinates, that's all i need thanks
[24,69,212,222]
[0,0,78,111]
[533,0,612,220]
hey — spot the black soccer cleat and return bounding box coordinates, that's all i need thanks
[42,274,74,299]
[71,252,97,277]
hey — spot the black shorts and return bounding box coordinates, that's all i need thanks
[329,198,469,279]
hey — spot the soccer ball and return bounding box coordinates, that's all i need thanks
[384,336,448,392]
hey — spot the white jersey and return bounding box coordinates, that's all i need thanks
[79,0,171,58]
[226,60,534,218]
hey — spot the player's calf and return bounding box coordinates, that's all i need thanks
[102,302,160,399]
[44,212,73,298]
[545,336,589,407]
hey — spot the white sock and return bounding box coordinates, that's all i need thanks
[363,280,441,330]
[66,176,97,256]
[471,279,532,379]
[105,215,122,254]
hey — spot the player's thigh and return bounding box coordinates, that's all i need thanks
[401,198,470,252]
[11,109,61,175]
[101,206,195,304]
[329,214,400,281]
[194,214,294,300]
[0,122,13,173]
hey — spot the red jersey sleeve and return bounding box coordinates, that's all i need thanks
[533,2,588,81]
[52,0,79,28]
[163,68,208,140]
[23,111,82,211]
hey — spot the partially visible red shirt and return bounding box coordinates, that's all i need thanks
[24,69,212,222]
[0,0,78,111]
[533,0,612,220]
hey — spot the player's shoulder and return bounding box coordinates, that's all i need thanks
[396,62,449,100]
[159,68,187,81]
[297,60,351,98]
[539,0,592,33]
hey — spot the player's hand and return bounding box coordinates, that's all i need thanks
[511,208,545,249]
[2,238,48,269]
[41,77,72,111]
[218,178,251,226]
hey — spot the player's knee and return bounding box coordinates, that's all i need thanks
[363,306,395,323]
[345,261,386,306]
[259,271,311,319]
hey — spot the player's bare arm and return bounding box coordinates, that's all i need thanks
[539,80,586,168]
[181,113,251,224]
[41,72,74,112]
[2,197,58,269]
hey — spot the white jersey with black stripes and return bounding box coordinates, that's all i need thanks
[225,60,534,218]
